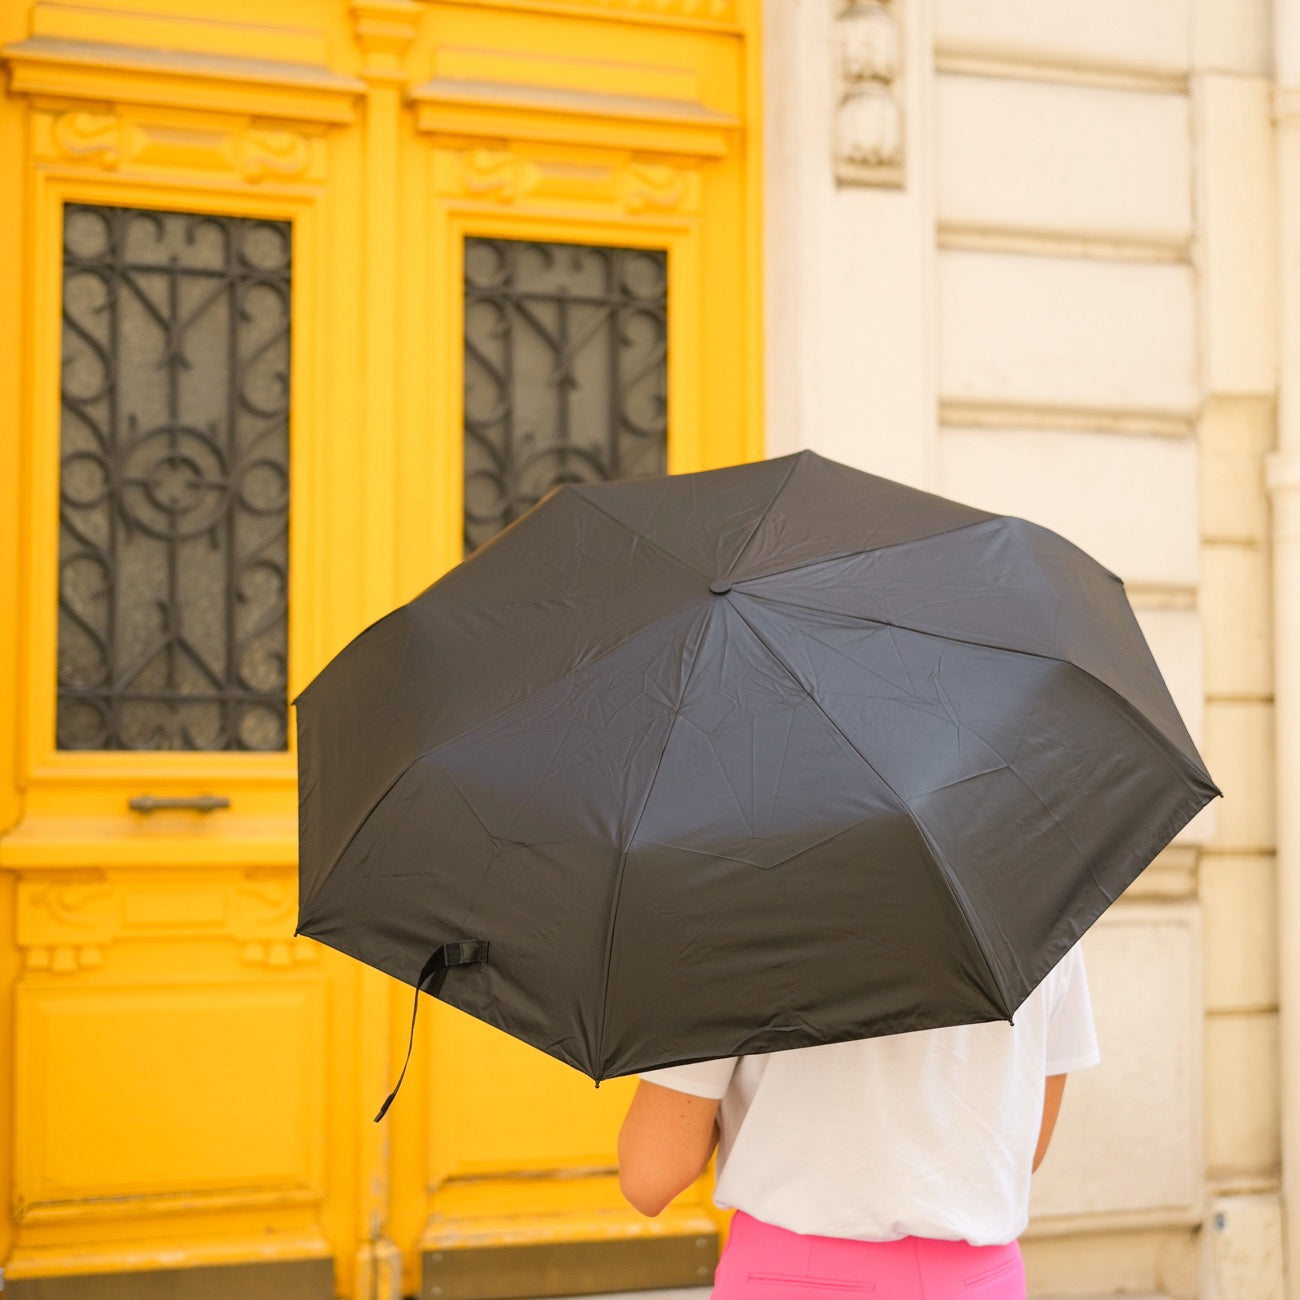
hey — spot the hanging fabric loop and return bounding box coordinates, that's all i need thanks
[374,940,489,1122]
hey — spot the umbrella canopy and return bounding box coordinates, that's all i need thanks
[295,451,1218,1084]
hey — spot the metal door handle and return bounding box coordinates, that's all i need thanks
[128,795,231,813]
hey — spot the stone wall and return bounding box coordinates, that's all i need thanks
[763,2,1284,1295]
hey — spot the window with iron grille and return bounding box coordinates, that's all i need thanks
[57,204,291,751]
[463,237,668,552]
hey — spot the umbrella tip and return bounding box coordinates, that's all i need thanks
[709,579,732,595]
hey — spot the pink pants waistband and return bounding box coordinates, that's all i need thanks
[712,1210,1025,1299]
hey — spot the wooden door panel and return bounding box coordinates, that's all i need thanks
[1,3,761,1296]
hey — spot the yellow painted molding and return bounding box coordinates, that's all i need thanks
[432,0,743,29]
[15,1184,323,1227]
[29,4,332,66]
[4,37,364,124]
[432,146,703,215]
[410,81,735,156]
[15,867,306,953]
[0,817,298,868]
[2,1231,333,1279]
[352,0,423,85]
[31,107,330,186]
[419,1203,716,1250]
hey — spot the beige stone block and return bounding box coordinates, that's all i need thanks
[1025,1228,1195,1300]
[1191,0,1272,74]
[1135,609,1206,746]
[1204,1011,1280,1174]
[939,427,1199,586]
[936,0,1189,76]
[1195,76,1278,396]
[937,76,1191,242]
[1202,700,1276,850]
[1200,544,1273,697]
[939,252,1199,414]
[1031,905,1201,1218]
[1199,397,1275,543]
[1199,1193,1285,1300]
[1200,853,1278,1011]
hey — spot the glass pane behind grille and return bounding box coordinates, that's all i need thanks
[463,238,668,552]
[58,204,291,751]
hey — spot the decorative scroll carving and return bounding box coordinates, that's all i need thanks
[243,129,314,182]
[445,148,698,215]
[51,111,122,169]
[17,870,307,962]
[461,149,542,204]
[833,0,905,187]
[41,110,322,185]
[621,162,693,213]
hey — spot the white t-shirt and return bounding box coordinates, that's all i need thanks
[639,944,1100,1246]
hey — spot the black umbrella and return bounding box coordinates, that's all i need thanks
[295,451,1218,1101]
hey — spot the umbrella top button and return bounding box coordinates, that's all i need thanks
[709,579,733,595]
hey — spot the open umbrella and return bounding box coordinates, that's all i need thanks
[295,451,1218,1100]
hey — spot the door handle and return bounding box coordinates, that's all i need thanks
[128,795,231,813]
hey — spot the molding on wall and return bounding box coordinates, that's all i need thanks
[1123,584,1199,611]
[833,0,905,187]
[940,400,1198,440]
[432,0,743,29]
[935,48,1188,96]
[938,225,1191,266]
[1206,1172,1282,1196]
[1123,845,1200,899]
[1025,1205,1202,1239]
[2,36,363,123]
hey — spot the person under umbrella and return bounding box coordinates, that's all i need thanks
[295,452,1214,1298]
[618,940,1098,1298]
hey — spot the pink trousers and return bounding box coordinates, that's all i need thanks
[711,1211,1026,1300]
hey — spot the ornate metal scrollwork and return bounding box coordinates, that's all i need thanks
[463,237,669,552]
[58,204,291,751]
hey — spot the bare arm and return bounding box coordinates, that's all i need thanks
[1033,1074,1067,1172]
[618,1080,721,1217]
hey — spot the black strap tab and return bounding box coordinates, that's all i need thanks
[374,940,489,1122]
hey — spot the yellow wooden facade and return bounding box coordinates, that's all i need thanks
[0,1,762,1295]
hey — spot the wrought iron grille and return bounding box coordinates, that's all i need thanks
[463,238,668,551]
[57,204,291,751]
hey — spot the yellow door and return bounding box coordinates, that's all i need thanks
[0,2,761,1296]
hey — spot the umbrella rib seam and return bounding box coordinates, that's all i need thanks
[738,592,1213,788]
[300,603,721,921]
[593,604,714,1079]
[725,600,1018,1023]
[728,516,1008,586]
[722,454,803,580]
[569,485,713,581]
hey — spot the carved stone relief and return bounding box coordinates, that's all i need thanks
[833,0,905,187]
